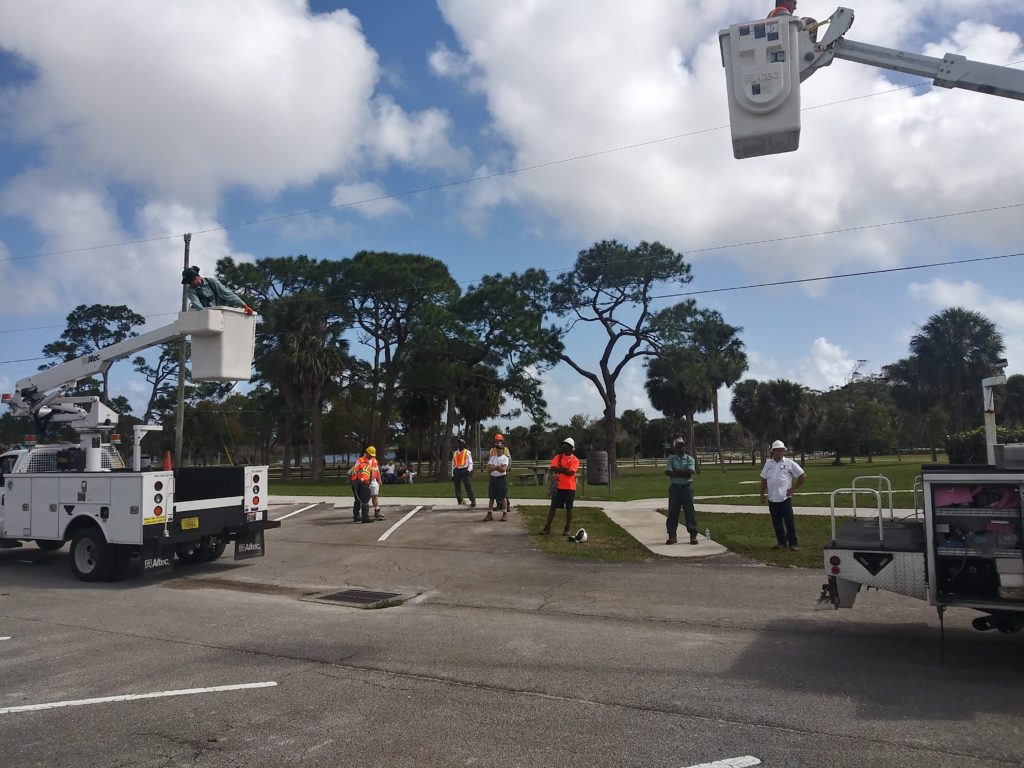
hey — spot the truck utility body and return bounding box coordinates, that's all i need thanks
[820,468,1024,632]
[818,372,1024,632]
[1,308,279,581]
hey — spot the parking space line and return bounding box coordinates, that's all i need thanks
[0,636,10,641]
[378,506,423,542]
[273,503,320,522]
[0,681,278,715]
[682,758,760,768]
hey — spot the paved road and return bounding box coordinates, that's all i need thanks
[1,501,1021,767]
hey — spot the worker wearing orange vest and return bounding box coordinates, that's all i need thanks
[451,437,477,508]
[767,0,796,17]
[350,446,375,523]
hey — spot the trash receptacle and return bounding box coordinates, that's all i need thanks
[587,451,609,485]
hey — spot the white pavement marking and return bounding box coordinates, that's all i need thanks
[0,636,11,641]
[273,503,319,522]
[378,505,423,542]
[0,681,278,715]
[682,758,760,768]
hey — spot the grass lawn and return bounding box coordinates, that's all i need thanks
[272,453,938,508]
[518,506,652,561]
[270,457,923,569]
[696,511,852,569]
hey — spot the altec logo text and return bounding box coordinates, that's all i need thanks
[744,72,780,82]
[145,557,171,569]
[238,543,262,553]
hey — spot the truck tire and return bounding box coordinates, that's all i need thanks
[36,539,64,552]
[69,529,113,582]
[203,536,227,562]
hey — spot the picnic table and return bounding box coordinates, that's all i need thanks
[518,465,549,485]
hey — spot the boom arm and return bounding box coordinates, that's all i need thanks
[802,7,1024,99]
[5,308,255,428]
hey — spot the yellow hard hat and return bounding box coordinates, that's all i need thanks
[366,446,376,457]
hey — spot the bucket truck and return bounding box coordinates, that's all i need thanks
[0,308,279,581]
[817,367,1024,635]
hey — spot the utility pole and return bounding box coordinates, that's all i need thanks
[175,233,191,465]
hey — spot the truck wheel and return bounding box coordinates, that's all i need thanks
[69,529,113,582]
[36,539,64,552]
[972,616,993,632]
[203,537,227,562]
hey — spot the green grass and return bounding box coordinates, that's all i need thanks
[696,511,851,568]
[518,505,653,561]
[272,453,938,507]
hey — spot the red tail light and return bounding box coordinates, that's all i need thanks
[154,506,163,517]
[829,556,841,566]
[252,497,260,506]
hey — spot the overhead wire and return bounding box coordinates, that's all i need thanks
[0,62,971,267]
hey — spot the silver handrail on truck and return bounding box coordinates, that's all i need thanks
[851,475,895,520]
[829,488,883,543]
[912,475,923,519]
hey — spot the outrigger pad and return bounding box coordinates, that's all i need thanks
[234,530,265,560]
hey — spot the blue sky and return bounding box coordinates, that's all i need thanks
[1,0,1024,428]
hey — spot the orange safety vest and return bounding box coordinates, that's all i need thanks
[767,7,792,17]
[350,456,371,484]
[452,449,469,469]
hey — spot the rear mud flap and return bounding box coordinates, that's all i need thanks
[234,529,266,560]
[141,542,174,578]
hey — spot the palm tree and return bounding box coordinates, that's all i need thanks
[908,307,1004,433]
[731,378,807,463]
[690,309,747,470]
[645,348,714,459]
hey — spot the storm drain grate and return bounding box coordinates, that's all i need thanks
[314,589,403,606]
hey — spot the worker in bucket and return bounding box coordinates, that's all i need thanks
[767,0,796,17]
[181,266,254,314]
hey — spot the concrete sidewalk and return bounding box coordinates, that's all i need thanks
[271,494,910,560]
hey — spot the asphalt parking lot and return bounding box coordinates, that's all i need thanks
[1,500,1023,767]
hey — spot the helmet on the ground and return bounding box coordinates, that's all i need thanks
[572,528,588,543]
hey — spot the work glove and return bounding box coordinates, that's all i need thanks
[243,304,254,316]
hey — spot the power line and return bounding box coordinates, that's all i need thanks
[0,72,950,267]
[1,247,1020,367]
[651,250,1024,300]
[1,198,1019,338]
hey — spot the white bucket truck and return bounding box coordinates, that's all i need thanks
[0,308,278,581]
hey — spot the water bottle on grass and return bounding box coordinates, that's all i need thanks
[705,527,712,541]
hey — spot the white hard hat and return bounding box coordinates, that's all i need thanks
[771,440,786,450]
[572,528,588,543]
[562,437,575,448]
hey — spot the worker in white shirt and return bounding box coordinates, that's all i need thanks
[484,434,510,521]
[451,437,477,508]
[759,440,806,551]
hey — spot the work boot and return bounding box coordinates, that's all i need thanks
[361,512,371,523]
[353,514,361,522]
[374,512,385,521]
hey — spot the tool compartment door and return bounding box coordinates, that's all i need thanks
[29,477,60,540]
[2,477,31,538]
